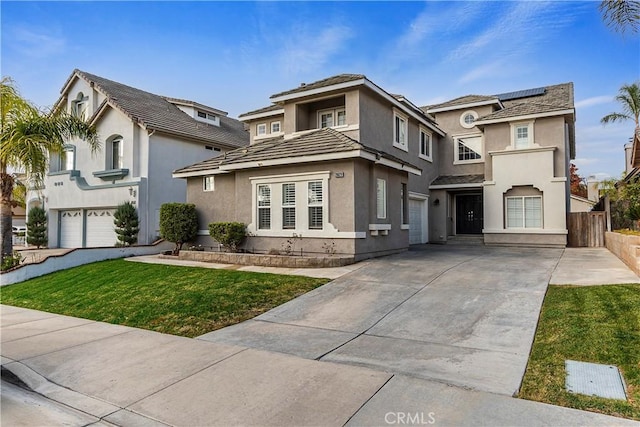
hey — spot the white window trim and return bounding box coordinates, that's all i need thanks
[453,133,483,165]
[505,195,543,229]
[256,123,267,136]
[270,121,282,134]
[203,176,215,192]
[460,110,478,129]
[248,171,352,238]
[377,178,387,219]
[510,121,535,150]
[317,107,347,129]
[418,126,432,162]
[393,110,409,152]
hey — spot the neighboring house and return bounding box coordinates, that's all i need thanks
[174,75,445,260]
[570,195,596,212]
[36,69,248,248]
[176,74,576,258]
[425,83,575,247]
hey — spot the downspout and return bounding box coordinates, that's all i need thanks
[146,129,155,244]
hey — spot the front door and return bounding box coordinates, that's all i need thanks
[456,194,483,234]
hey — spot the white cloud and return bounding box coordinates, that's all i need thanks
[279,25,353,76]
[575,96,614,109]
[458,60,506,85]
[8,25,66,58]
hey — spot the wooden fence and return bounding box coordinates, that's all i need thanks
[567,212,606,247]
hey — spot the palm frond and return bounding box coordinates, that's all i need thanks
[600,0,640,34]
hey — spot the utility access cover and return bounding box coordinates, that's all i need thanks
[565,360,627,400]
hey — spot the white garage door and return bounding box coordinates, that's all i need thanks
[86,209,116,247]
[59,210,83,248]
[409,199,425,245]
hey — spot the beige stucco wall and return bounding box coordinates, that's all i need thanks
[431,106,494,177]
[483,147,567,246]
[186,158,410,259]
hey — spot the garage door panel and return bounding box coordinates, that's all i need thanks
[60,210,82,248]
[86,210,116,247]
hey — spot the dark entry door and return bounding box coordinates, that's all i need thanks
[456,194,483,234]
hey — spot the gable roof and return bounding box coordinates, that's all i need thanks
[59,69,248,149]
[173,128,420,177]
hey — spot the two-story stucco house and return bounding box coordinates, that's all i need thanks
[173,75,445,260]
[175,74,576,259]
[425,83,575,247]
[37,69,248,248]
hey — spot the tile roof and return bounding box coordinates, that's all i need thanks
[174,128,419,175]
[430,174,485,186]
[238,104,284,118]
[425,95,499,111]
[477,83,574,121]
[270,74,365,99]
[69,70,248,149]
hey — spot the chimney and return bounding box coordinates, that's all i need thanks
[587,175,600,202]
[625,138,634,174]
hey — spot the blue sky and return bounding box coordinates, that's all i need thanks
[2,1,638,181]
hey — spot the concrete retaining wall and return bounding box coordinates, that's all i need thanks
[605,231,640,276]
[1,241,174,286]
[176,250,355,268]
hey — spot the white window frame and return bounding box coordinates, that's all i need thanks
[282,182,296,230]
[271,121,281,134]
[257,123,267,136]
[453,134,483,165]
[505,195,543,229]
[393,111,408,152]
[377,178,387,219]
[249,172,333,237]
[318,107,346,129]
[257,184,272,230]
[460,110,478,129]
[72,92,87,120]
[307,181,323,230]
[203,176,215,192]
[108,136,124,170]
[419,127,432,161]
[511,121,534,149]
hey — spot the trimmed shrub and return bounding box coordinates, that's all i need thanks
[26,206,47,248]
[160,203,198,255]
[114,201,140,247]
[208,222,246,252]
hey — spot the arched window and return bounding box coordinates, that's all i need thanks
[73,92,87,120]
[504,186,543,229]
[107,135,124,170]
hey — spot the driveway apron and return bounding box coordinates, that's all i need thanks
[199,245,563,396]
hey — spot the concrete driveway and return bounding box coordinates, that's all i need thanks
[199,245,563,396]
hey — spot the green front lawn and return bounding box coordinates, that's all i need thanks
[0,259,328,337]
[519,284,640,420]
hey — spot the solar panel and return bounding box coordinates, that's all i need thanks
[496,87,546,101]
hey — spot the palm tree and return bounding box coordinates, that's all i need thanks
[600,0,640,34]
[0,77,99,259]
[601,82,640,128]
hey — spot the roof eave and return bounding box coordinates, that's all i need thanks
[427,99,502,113]
[269,78,367,103]
[238,108,285,122]
[474,108,575,126]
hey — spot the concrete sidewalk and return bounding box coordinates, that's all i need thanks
[2,304,637,427]
[550,247,640,285]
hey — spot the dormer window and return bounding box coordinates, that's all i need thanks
[195,110,220,126]
[257,123,267,136]
[271,121,281,133]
